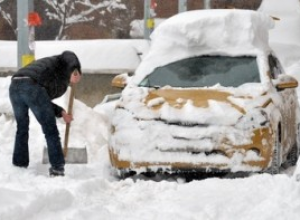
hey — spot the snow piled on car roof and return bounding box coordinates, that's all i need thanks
[133,9,274,85]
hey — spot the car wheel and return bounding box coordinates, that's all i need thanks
[119,169,136,179]
[286,124,300,167]
[286,144,299,167]
[266,130,281,175]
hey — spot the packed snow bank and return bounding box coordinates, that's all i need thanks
[259,0,300,80]
[0,40,150,73]
[259,0,300,46]
[133,9,274,84]
[0,76,12,114]
[271,43,300,81]
[130,18,166,38]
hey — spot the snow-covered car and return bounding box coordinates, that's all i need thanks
[108,9,300,177]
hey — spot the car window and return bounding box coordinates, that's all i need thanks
[139,56,260,88]
[268,54,283,79]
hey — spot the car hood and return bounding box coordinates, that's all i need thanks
[144,89,245,113]
[117,84,274,126]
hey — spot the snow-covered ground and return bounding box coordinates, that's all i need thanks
[0,0,300,219]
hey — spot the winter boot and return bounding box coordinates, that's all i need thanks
[49,167,65,177]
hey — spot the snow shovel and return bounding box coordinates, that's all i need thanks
[42,84,88,164]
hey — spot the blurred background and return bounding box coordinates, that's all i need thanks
[0,0,262,41]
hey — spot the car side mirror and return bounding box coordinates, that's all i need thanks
[274,75,298,91]
[111,73,130,88]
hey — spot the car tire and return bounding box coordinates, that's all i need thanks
[286,144,299,167]
[119,169,136,179]
[285,124,300,167]
[266,130,281,175]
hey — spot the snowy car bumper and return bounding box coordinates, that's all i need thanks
[109,127,274,174]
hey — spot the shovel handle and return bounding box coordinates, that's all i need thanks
[63,84,75,157]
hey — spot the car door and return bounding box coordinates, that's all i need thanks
[269,54,297,156]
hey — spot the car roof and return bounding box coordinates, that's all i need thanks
[133,9,274,85]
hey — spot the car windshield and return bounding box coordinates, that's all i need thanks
[139,56,261,88]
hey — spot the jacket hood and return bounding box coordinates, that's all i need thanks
[60,50,82,75]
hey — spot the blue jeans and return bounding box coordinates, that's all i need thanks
[9,78,65,170]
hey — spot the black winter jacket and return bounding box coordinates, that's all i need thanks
[13,51,81,117]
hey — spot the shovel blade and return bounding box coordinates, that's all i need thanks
[42,147,88,164]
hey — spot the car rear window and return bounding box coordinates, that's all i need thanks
[139,56,260,88]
